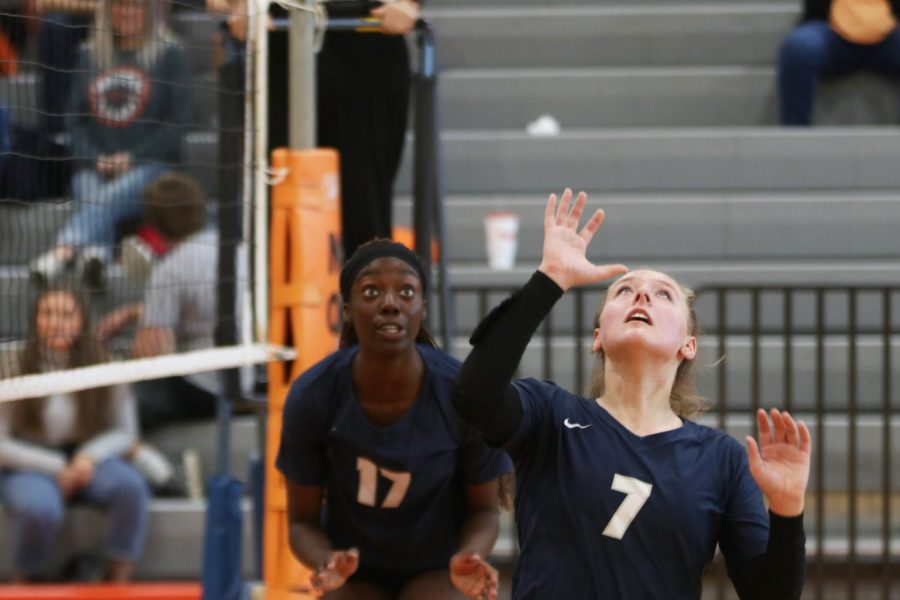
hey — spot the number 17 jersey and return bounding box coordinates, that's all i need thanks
[276,345,513,574]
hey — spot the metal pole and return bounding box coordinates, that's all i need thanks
[412,21,433,285]
[289,0,316,148]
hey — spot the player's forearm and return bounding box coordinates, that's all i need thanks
[456,509,500,559]
[452,270,563,445]
[288,520,334,571]
[729,512,806,599]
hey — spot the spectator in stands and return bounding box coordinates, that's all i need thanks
[96,173,233,433]
[778,0,900,125]
[0,282,149,583]
[276,240,512,599]
[30,0,191,287]
[452,190,810,598]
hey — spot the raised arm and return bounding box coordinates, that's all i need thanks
[729,409,810,599]
[452,190,627,447]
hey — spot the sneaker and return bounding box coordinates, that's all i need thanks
[77,247,107,290]
[29,248,72,289]
[154,464,190,498]
[61,552,106,583]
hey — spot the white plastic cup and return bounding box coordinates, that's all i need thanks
[484,211,519,270]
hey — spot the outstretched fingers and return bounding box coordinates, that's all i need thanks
[556,188,573,225]
[545,193,557,230]
[782,410,800,447]
[567,191,587,228]
[745,435,762,473]
[756,408,773,447]
[579,209,606,243]
[798,420,812,455]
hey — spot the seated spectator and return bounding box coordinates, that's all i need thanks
[30,0,191,286]
[0,282,149,583]
[97,173,242,433]
[778,0,900,125]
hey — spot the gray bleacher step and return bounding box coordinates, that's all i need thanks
[0,201,72,266]
[0,498,256,579]
[395,127,900,193]
[145,416,263,484]
[438,259,900,337]
[395,191,900,263]
[445,260,900,290]
[437,68,900,129]
[444,333,900,433]
[425,4,795,69]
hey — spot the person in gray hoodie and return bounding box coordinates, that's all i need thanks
[31,0,191,286]
[0,282,149,583]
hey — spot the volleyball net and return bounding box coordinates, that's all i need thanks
[0,0,278,402]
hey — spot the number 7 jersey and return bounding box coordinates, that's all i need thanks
[276,345,513,573]
[508,378,769,599]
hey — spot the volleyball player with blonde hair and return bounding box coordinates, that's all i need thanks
[453,190,810,598]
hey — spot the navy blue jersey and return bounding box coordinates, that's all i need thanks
[276,345,512,573]
[508,379,769,599]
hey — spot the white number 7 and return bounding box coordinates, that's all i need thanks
[602,474,652,540]
[356,457,411,509]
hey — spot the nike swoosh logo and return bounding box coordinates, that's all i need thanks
[564,418,591,429]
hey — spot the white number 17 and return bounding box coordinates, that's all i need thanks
[356,457,411,509]
[602,474,653,540]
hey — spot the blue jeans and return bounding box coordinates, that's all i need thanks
[55,165,167,260]
[778,21,900,125]
[0,459,150,575]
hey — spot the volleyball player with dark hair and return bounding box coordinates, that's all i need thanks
[277,240,512,599]
[452,190,810,599]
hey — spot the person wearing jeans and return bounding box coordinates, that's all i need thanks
[778,0,900,125]
[30,0,190,286]
[54,164,168,261]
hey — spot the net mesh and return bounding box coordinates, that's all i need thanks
[0,0,266,402]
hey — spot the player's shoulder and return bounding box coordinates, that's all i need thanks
[514,378,579,403]
[512,377,585,420]
[684,419,746,457]
[285,348,355,411]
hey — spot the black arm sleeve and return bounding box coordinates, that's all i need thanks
[451,270,565,447]
[728,512,807,600]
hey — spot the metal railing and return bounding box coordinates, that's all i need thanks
[453,282,899,598]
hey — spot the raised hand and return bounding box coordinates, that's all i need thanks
[537,189,628,291]
[309,548,359,593]
[450,552,499,600]
[745,408,811,517]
